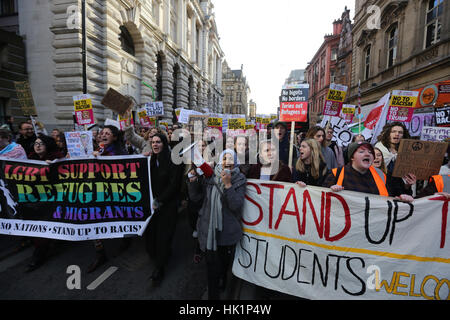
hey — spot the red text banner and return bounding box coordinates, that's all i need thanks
[232,180,450,300]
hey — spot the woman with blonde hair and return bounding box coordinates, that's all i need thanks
[293,139,329,187]
[305,126,337,170]
[373,147,387,174]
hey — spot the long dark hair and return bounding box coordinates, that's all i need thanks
[36,134,58,155]
[150,132,171,165]
[377,122,410,150]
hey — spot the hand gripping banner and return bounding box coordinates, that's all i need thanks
[232,180,450,300]
[0,155,153,241]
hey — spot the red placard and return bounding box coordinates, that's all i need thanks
[279,102,308,122]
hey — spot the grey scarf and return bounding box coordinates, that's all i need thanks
[206,164,240,251]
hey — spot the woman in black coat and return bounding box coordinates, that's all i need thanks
[146,133,184,287]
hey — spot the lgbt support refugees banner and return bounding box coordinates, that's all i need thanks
[0,155,153,241]
[232,180,450,300]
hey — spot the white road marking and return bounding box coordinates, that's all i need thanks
[86,266,118,290]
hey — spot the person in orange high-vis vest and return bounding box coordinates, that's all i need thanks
[323,141,413,202]
[416,173,450,199]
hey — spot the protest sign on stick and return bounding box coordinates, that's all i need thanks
[101,88,134,116]
[386,90,419,122]
[64,131,94,158]
[323,84,348,117]
[392,139,448,180]
[145,101,164,117]
[280,84,309,169]
[420,126,450,142]
[14,81,37,117]
[434,106,450,127]
[73,94,95,126]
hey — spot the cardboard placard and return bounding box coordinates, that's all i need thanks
[14,81,37,116]
[188,114,209,134]
[101,88,133,116]
[392,139,448,180]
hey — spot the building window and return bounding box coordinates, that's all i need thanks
[170,0,178,43]
[152,0,160,26]
[196,25,201,64]
[119,26,135,56]
[0,0,17,16]
[387,25,398,67]
[364,45,371,80]
[330,69,336,83]
[155,53,163,101]
[331,48,338,61]
[424,0,443,48]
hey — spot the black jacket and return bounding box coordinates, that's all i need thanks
[150,149,184,206]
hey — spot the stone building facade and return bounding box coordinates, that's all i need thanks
[5,0,224,129]
[221,60,250,116]
[348,0,450,107]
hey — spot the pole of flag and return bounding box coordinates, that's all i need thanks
[358,79,361,135]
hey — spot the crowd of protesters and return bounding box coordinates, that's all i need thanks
[0,115,449,300]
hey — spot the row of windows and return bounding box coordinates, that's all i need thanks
[363,0,444,80]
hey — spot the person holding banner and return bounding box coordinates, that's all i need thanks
[94,125,128,157]
[293,139,329,187]
[187,149,247,300]
[26,134,65,272]
[322,141,413,202]
[374,122,416,197]
[88,125,129,273]
[373,147,387,174]
[246,140,292,182]
[305,126,337,170]
[145,133,184,287]
[273,121,292,166]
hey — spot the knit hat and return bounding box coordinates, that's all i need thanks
[273,121,287,130]
[347,141,375,159]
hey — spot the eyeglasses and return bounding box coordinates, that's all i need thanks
[34,142,44,146]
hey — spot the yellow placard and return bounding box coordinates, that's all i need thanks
[74,98,93,111]
[208,117,223,127]
[326,89,346,102]
[228,118,245,130]
[342,107,355,115]
[390,95,418,108]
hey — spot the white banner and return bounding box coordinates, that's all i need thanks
[232,180,450,300]
[420,126,450,142]
[320,116,353,147]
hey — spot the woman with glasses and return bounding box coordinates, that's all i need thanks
[26,134,65,272]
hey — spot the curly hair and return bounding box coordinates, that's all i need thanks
[376,122,410,150]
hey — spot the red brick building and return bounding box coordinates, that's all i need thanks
[306,8,353,126]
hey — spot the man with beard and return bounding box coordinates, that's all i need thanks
[16,121,37,157]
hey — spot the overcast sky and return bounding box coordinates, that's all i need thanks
[213,0,355,115]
